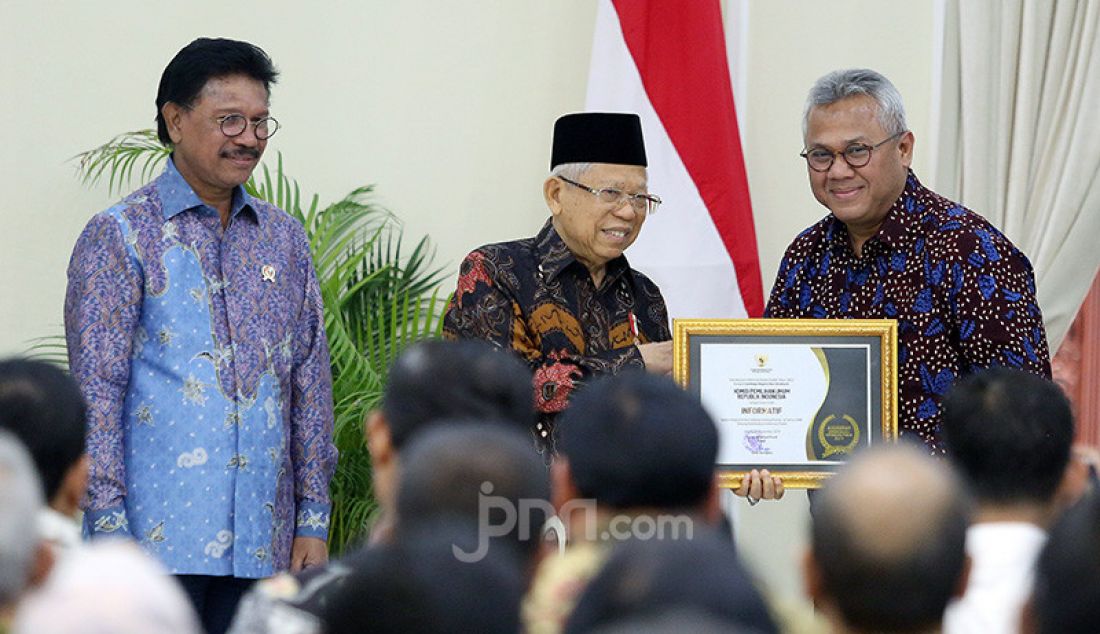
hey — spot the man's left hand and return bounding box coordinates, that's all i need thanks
[290,536,328,573]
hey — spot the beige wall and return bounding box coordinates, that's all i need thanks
[0,1,596,355]
[3,1,936,358]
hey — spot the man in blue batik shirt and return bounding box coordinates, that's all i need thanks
[64,38,337,634]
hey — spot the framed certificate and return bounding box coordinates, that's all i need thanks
[673,319,898,489]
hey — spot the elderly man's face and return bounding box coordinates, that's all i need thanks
[163,74,270,203]
[545,163,649,278]
[804,95,912,241]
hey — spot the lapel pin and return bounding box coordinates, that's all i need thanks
[262,265,276,283]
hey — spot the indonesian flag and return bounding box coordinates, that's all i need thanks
[585,0,763,319]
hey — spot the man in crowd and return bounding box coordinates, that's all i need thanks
[942,369,1079,633]
[1025,491,1100,633]
[0,430,48,628]
[0,359,89,556]
[364,339,535,542]
[13,541,203,634]
[228,340,537,633]
[766,68,1050,454]
[524,372,757,633]
[564,528,778,634]
[395,423,551,578]
[443,112,673,452]
[804,444,972,633]
[64,38,336,634]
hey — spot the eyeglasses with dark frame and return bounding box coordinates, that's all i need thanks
[214,113,281,140]
[800,131,905,172]
[558,176,662,215]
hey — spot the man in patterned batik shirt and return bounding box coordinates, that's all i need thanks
[443,113,673,452]
[766,68,1051,454]
[64,38,336,634]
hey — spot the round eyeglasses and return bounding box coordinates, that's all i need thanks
[215,114,280,140]
[558,176,662,215]
[800,131,905,172]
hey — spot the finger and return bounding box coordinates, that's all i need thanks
[760,470,775,499]
[748,469,763,499]
[773,477,785,500]
[736,472,751,497]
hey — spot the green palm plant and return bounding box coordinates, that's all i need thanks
[69,130,449,555]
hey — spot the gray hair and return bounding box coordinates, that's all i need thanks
[803,68,907,140]
[0,430,44,606]
[13,541,203,634]
[550,162,593,181]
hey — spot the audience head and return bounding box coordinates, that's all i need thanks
[555,372,718,513]
[0,359,88,513]
[155,38,279,145]
[367,340,535,513]
[582,609,763,634]
[1027,491,1100,634]
[806,443,971,633]
[377,339,534,450]
[395,423,550,568]
[12,541,201,634]
[564,527,778,634]
[943,368,1074,512]
[0,430,44,609]
[321,524,524,634]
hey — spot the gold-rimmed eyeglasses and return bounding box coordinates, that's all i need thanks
[558,176,662,215]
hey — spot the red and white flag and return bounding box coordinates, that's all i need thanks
[585,0,762,319]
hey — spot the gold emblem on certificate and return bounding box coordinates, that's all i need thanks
[812,413,862,459]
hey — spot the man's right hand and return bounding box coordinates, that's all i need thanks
[733,469,785,504]
[638,341,673,375]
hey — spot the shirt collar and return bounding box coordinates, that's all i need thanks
[825,169,923,254]
[156,156,260,225]
[534,219,631,285]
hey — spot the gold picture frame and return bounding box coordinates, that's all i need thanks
[673,318,898,489]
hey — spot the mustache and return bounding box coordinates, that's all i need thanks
[221,148,261,160]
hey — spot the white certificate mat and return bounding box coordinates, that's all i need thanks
[698,343,872,466]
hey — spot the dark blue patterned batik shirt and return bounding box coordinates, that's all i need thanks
[765,171,1051,454]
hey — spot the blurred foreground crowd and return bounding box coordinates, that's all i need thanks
[0,341,1097,634]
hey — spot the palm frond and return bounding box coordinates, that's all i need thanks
[72,130,170,196]
[23,336,71,367]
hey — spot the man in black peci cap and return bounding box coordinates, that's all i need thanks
[443,112,672,453]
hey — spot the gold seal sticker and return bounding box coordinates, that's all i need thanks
[817,414,861,458]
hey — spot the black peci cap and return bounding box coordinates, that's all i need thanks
[550,112,647,170]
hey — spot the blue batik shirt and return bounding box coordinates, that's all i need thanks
[65,158,337,577]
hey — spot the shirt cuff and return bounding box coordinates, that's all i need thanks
[294,500,332,540]
[83,505,133,539]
